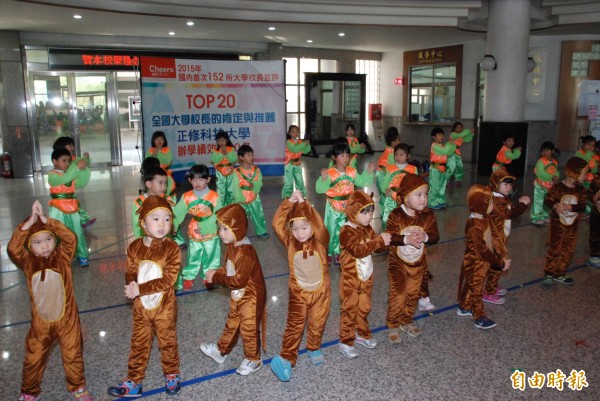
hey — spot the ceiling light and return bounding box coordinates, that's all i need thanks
[187,21,194,26]
[268,27,276,31]
[480,54,497,71]
[169,31,175,36]
[339,33,345,37]
[307,40,313,43]
[73,14,82,19]
[2,351,9,359]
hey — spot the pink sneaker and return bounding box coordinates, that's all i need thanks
[483,293,506,305]
[18,394,40,401]
[495,287,508,296]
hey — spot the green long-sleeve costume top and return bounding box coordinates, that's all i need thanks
[48,162,90,188]
[172,189,221,240]
[315,168,373,194]
[449,129,474,156]
[232,166,263,204]
[431,142,457,158]
[145,147,173,169]
[534,157,559,186]
[210,147,238,171]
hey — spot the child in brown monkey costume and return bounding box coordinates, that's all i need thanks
[270,191,330,382]
[8,201,94,401]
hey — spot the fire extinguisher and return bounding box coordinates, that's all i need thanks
[2,152,14,178]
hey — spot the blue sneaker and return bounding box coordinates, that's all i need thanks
[108,378,142,398]
[258,233,270,239]
[456,307,472,317]
[428,204,443,210]
[270,355,292,382]
[78,257,89,267]
[440,203,449,208]
[474,317,497,330]
[165,374,181,396]
[307,349,325,366]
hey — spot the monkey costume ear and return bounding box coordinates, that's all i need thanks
[369,192,375,200]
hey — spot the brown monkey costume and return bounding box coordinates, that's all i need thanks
[211,203,267,363]
[339,190,386,347]
[7,217,89,399]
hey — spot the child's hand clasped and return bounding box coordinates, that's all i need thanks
[380,232,392,246]
[124,282,140,299]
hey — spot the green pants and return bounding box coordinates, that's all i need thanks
[381,196,399,230]
[324,201,347,256]
[78,207,91,224]
[241,196,268,236]
[176,236,221,289]
[49,207,88,259]
[530,182,550,223]
[281,163,307,198]
[428,168,447,208]
[216,170,234,206]
[375,169,386,211]
[446,153,464,182]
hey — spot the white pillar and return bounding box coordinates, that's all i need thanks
[483,0,531,122]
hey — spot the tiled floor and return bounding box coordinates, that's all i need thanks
[0,154,597,401]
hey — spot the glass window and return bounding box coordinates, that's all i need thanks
[285,56,338,138]
[299,58,318,85]
[286,85,298,112]
[320,59,337,73]
[356,59,381,136]
[26,49,48,63]
[409,63,455,122]
[284,58,298,85]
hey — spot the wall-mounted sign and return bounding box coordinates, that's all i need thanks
[393,77,405,86]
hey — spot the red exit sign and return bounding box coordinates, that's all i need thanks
[393,77,405,86]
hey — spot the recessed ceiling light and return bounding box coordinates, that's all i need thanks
[187,21,194,26]
[307,40,313,43]
[268,27,276,31]
[73,14,82,19]
[169,31,175,36]
[338,32,345,37]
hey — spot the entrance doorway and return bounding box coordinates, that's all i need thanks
[30,72,122,171]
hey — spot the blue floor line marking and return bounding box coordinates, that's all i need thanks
[0,270,291,329]
[138,262,590,398]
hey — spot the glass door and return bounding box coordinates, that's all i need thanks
[31,73,71,169]
[30,72,118,171]
[73,74,111,165]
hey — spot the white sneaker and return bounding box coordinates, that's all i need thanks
[236,358,262,375]
[338,342,359,358]
[589,256,600,267]
[200,343,227,364]
[355,334,377,349]
[418,297,436,312]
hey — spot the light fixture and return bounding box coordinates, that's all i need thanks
[2,351,9,359]
[73,14,82,19]
[168,31,175,36]
[480,54,497,71]
[527,57,536,73]
[268,26,276,31]
[306,40,313,43]
[338,32,345,37]
[186,21,194,26]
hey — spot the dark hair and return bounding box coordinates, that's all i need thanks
[331,140,351,157]
[451,121,464,132]
[186,164,210,180]
[502,133,515,142]
[216,130,234,147]
[143,165,167,184]
[580,135,596,146]
[237,144,254,157]
[394,143,413,155]
[286,124,300,140]
[345,123,356,132]
[385,127,400,146]
[540,141,555,151]
[431,127,444,137]
[141,157,160,175]
[151,131,167,148]
[52,136,75,150]
[51,148,72,161]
